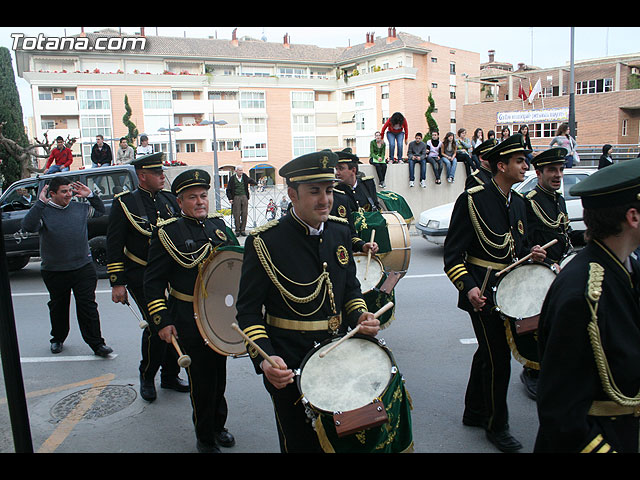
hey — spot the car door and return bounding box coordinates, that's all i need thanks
[0,179,41,256]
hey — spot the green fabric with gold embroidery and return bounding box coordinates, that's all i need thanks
[377,191,414,223]
[315,372,413,453]
[353,210,391,253]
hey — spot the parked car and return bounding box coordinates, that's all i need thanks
[1,164,139,277]
[415,168,595,246]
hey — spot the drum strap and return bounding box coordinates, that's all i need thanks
[588,400,640,417]
[169,286,194,302]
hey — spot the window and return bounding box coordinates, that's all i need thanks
[431,83,438,88]
[84,171,135,201]
[355,112,365,131]
[293,137,315,157]
[80,115,112,138]
[241,117,266,133]
[143,91,172,109]
[79,89,111,110]
[241,66,271,77]
[431,57,438,63]
[622,119,628,136]
[292,115,314,134]
[242,143,267,159]
[450,62,456,75]
[576,78,613,95]
[38,91,53,101]
[292,91,314,109]
[279,67,307,78]
[563,174,589,200]
[215,140,240,151]
[41,120,55,130]
[240,91,265,109]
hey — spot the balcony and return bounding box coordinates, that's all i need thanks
[37,99,79,116]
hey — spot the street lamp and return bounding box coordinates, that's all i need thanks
[200,118,227,212]
[157,126,182,164]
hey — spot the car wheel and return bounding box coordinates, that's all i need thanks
[89,235,108,279]
[6,255,30,272]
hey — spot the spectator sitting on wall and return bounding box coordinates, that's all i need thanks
[44,136,73,174]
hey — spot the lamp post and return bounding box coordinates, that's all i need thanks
[157,125,182,164]
[200,118,227,212]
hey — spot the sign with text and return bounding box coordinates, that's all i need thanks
[497,108,569,125]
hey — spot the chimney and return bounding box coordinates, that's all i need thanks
[387,27,397,44]
[284,33,290,49]
[488,50,495,63]
[231,28,238,47]
[518,63,525,71]
[365,32,375,48]
[140,27,145,37]
[80,27,86,37]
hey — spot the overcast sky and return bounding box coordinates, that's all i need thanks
[2,26,639,119]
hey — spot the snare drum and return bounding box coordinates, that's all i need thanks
[354,253,395,328]
[296,335,413,453]
[493,262,557,369]
[377,211,411,274]
[193,246,247,357]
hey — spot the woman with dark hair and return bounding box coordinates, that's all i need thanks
[498,126,511,143]
[550,122,578,168]
[598,144,614,169]
[519,125,533,168]
[441,132,458,183]
[380,112,408,163]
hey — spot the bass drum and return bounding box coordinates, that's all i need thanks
[493,262,557,369]
[377,211,411,274]
[193,246,246,357]
[353,253,395,328]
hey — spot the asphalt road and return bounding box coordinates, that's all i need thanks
[0,233,541,454]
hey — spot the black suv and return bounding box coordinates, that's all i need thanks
[1,164,139,277]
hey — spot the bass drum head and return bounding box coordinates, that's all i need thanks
[354,253,384,294]
[298,336,394,413]
[494,263,557,319]
[377,211,411,274]
[193,248,246,356]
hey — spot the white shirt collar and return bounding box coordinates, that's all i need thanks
[292,207,324,235]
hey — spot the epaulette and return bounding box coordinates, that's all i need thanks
[362,175,375,181]
[526,190,537,199]
[328,215,349,224]
[114,190,130,199]
[467,185,484,195]
[157,217,178,228]
[333,189,346,194]
[251,219,279,236]
[586,262,604,303]
[207,212,224,219]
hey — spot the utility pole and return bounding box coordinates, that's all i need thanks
[569,27,576,138]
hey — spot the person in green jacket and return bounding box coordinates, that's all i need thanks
[369,131,387,188]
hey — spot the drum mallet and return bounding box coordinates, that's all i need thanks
[125,301,148,329]
[231,323,283,370]
[473,266,492,313]
[171,335,191,368]
[364,229,376,281]
[495,239,558,277]
[319,301,394,358]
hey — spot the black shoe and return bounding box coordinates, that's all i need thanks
[240,232,246,236]
[93,344,113,357]
[196,440,221,453]
[520,368,538,400]
[140,374,157,402]
[486,429,523,453]
[160,376,190,392]
[215,429,235,448]
[50,341,63,354]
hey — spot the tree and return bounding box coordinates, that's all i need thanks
[0,47,29,188]
[122,94,138,150]
[424,91,438,141]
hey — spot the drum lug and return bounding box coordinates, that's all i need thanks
[377,337,387,347]
[391,366,397,374]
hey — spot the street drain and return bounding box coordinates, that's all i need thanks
[50,385,137,421]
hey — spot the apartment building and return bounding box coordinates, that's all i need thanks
[13,27,480,183]
[462,50,640,150]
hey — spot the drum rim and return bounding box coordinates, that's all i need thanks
[193,248,246,356]
[296,334,397,414]
[353,252,385,294]
[493,261,557,319]
[379,210,411,273]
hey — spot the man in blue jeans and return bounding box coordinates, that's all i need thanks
[407,133,428,188]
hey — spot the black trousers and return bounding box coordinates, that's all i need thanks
[180,335,229,444]
[464,308,512,433]
[265,378,323,453]
[373,162,387,183]
[127,285,179,381]
[41,262,105,351]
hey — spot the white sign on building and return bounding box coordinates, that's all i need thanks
[496,108,569,125]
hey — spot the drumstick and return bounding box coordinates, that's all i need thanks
[231,323,282,370]
[171,335,192,368]
[473,267,492,313]
[125,301,148,329]
[364,229,376,281]
[319,301,394,358]
[495,239,558,277]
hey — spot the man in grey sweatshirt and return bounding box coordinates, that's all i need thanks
[22,176,113,356]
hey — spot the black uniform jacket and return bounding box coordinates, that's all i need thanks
[535,240,640,453]
[333,174,380,213]
[331,189,366,253]
[464,165,492,190]
[236,210,368,374]
[106,188,179,287]
[143,213,238,341]
[443,180,530,312]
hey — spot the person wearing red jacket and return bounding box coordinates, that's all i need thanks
[45,136,74,173]
[380,112,408,163]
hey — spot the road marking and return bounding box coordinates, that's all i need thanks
[37,373,115,453]
[460,338,478,344]
[11,289,112,297]
[403,273,446,279]
[0,374,117,405]
[20,354,117,363]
